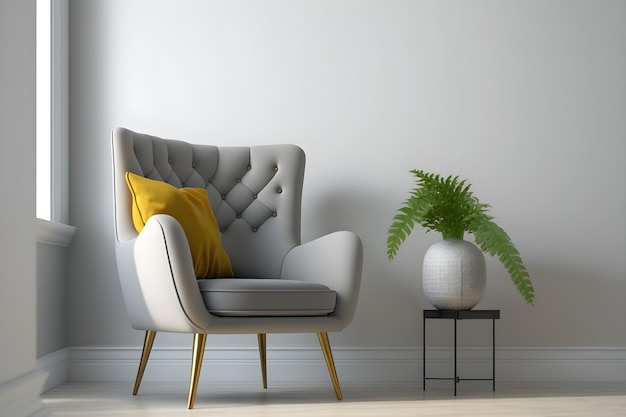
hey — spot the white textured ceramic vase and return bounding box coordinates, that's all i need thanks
[422,239,486,310]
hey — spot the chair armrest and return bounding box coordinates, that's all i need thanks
[132,214,213,333]
[280,231,363,329]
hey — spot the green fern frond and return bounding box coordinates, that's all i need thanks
[386,201,419,260]
[468,214,535,305]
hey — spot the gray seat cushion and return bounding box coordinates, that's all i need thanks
[197,278,336,317]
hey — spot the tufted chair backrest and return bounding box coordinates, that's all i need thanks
[112,128,305,278]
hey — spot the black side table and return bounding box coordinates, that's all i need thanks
[423,309,500,395]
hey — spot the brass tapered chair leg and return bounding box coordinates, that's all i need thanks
[133,330,157,395]
[187,333,207,409]
[317,332,343,400]
[257,333,268,389]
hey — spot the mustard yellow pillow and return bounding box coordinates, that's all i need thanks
[125,172,234,279]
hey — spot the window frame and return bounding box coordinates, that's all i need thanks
[36,0,75,246]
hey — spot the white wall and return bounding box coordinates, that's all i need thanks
[37,243,69,358]
[67,0,625,355]
[0,0,38,384]
[0,1,49,415]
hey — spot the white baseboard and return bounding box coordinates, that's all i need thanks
[38,346,626,392]
[37,348,69,393]
[0,369,50,417]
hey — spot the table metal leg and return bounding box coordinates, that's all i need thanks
[492,318,496,392]
[454,317,457,396]
[423,313,426,391]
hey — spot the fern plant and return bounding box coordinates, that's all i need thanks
[387,170,534,305]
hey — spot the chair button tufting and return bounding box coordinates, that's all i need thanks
[277,187,283,194]
[253,194,258,199]
[220,228,226,233]
[247,165,252,170]
[168,159,173,164]
[274,166,279,172]
[251,228,257,233]
[221,195,225,200]
[236,178,241,183]
[272,212,277,217]
[192,163,197,168]
[236,214,241,219]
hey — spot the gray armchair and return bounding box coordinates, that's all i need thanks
[111,128,363,409]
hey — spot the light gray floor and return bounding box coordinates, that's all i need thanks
[42,381,626,416]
